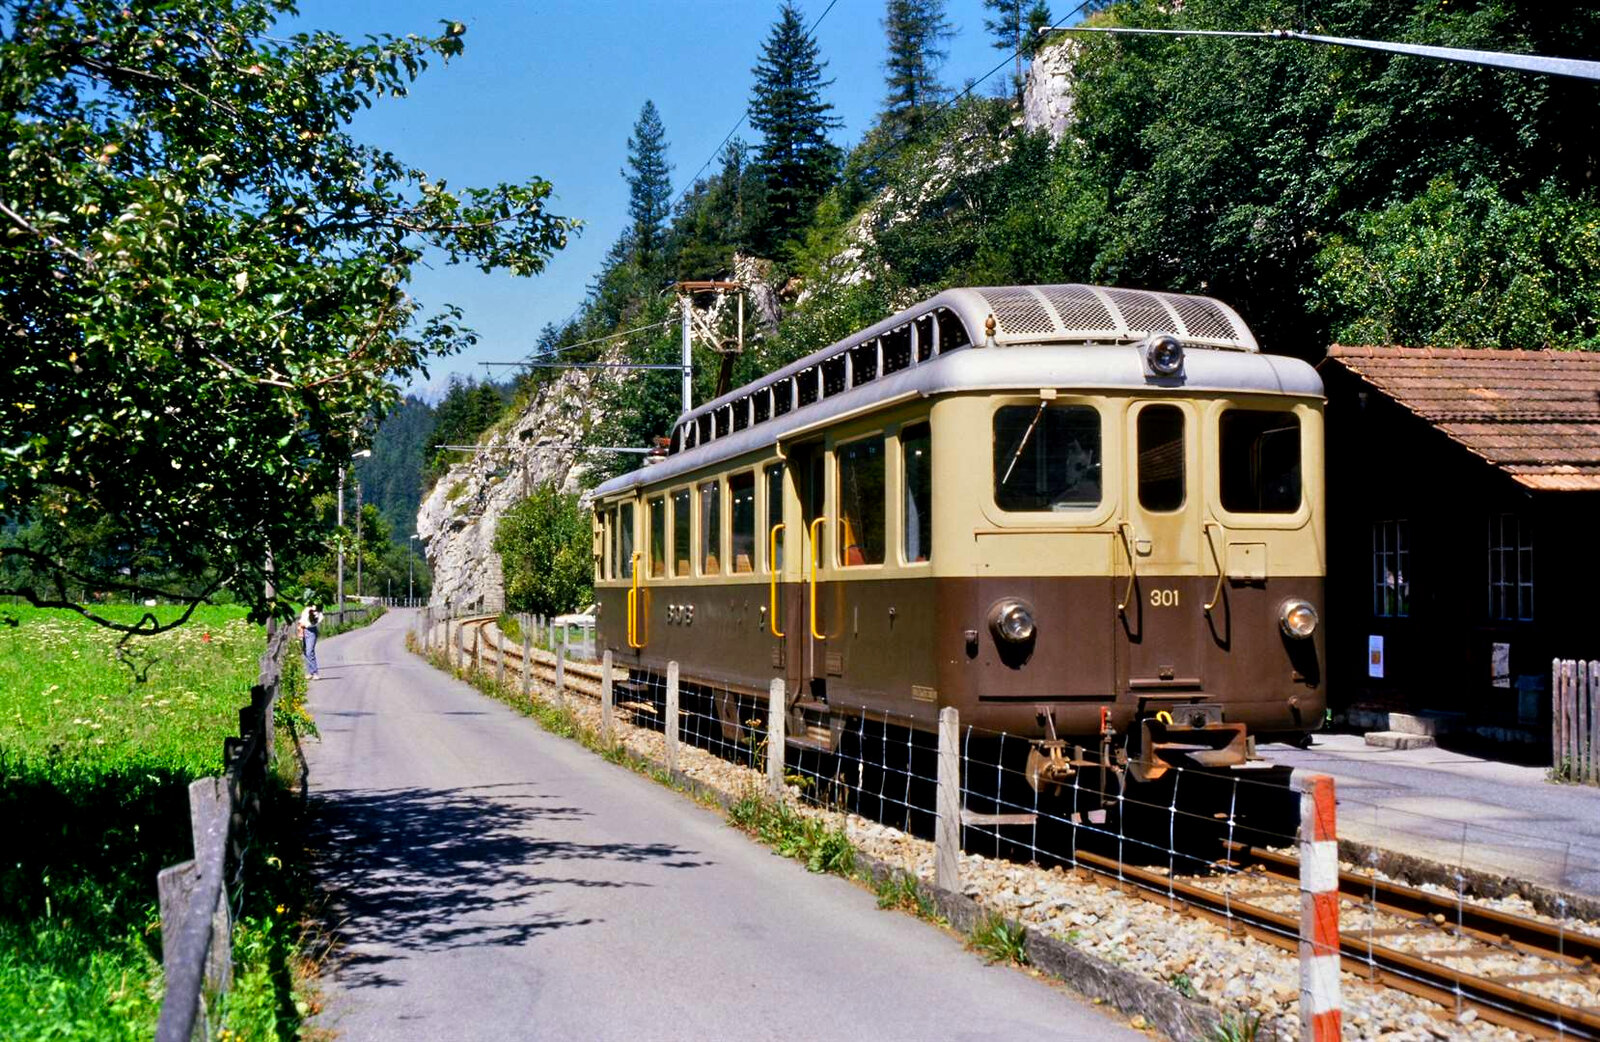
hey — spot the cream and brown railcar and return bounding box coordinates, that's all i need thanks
[590,284,1325,788]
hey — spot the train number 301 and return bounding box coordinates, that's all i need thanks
[1150,588,1181,607]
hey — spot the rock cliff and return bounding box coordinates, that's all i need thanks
[1023,38,1075,143]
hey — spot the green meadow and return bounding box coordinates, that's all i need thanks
[0,604,308,1040]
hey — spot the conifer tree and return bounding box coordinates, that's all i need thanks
[881,0,954,141]
[982,1,1051,101]
[623,100,674,275]
[748,2,843,257]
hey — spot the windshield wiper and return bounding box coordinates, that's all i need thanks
[1000,400,1048,486]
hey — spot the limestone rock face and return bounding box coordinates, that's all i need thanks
[1023,40,1075,143]
[416,368,599,614]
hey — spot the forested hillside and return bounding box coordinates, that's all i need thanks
[409,0,1600,500]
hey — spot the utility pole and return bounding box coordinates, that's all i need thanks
[355,476,363,599]
[674,280,745,410]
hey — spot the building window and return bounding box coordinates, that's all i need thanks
[903,423,932,563]
[1372,520,1409,618]
[837,435,886,566]
[730,471,756,574]
[1488,514,1534,622]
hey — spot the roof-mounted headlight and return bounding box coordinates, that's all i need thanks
[1279,598,1318,639]
[990,599,1036,644]
[1142,334,1185,377]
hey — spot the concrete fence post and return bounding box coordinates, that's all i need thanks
[1297,772,1342,1042]
[555,646,566,709]
[936,705,961,892]
[456,621,466,671]
[665,661,680,774]
[495,629,506,688]
[521,627,532,698]
[600,650,614,743]
[767,678,785,796]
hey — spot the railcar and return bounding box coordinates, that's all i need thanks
[589,283,1324,808]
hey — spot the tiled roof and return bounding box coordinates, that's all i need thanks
[1323,346,1600,491]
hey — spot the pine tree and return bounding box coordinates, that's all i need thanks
[881,0,954,141]
[748,2,843,257]
[623,100,673,275]
[982,1,1051,101]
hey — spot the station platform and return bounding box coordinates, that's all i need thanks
[1258,733,1600,902]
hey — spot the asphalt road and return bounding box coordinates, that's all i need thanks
[304,611,1145,1041]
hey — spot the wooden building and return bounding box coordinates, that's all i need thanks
[1319,347,1600,747]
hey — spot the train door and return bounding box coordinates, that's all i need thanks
[789,441,829,699]
[1117,401,1207,702]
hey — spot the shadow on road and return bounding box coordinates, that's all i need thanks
[311,781,710,989]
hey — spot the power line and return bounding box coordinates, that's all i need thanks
[530,317,676,361]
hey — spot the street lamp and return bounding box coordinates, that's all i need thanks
[336,449,372,611]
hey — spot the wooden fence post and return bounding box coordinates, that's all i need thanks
[665,661,680,774]
[600,650,614,743]
[767,678,785,796]
[521,627,532,698]
[495,628,506,688]
[1591,662,1600,784]
[555,646,566,709]
[1554,658,1564,773]
[1297,772,1341,1042]
[936,705,961,892]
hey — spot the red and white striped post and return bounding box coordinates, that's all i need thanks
[1297,772,1342,1041]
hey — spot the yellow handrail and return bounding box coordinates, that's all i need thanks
[1116,522,1138,615]
[768,523,786,638]
[1202,522,1224,614]
[627,551,643,648]
[809,516,827,641]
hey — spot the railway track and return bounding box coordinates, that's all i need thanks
[440,615,1600,1039]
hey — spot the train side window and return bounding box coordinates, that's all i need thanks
[672,488,691,577]
[648,496,667,578]
[837,436,886,567]
[915,314,935,361]
[1137,404,1186,512]
[730,471,756,573]
[822,355,847,397]
[699,480,722,576]
[903,423,932,563]
[753,389,771,424]
[599,509,612,580]
[697,413,711,445]
[764,462,785,571]
[883,325,912,374]
[1219,409,1301,513]
[774,380,794,415]
[993,404,1101,511]
[850,339,878,386]
[797,367,819,406]
[936,308,970,353]
[605,507,618,580]
[617,502,635,579]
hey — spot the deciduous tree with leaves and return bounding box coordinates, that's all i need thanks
[0,0,575,633]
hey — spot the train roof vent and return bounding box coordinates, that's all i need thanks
[975,284,1257,351]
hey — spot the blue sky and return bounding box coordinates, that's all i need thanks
[296,1,1051,396]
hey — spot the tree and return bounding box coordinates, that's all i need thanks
[424,378,507,486]
[982,1,1053,101]
[494,482,593,617]
[748,3,843,257]
[0,0,575,634]
[881,0,955,140]
[623,100,673,276]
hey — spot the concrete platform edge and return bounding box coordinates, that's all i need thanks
[1338,837,1600,923]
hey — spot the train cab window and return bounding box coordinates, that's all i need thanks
[850,339,878,386]
[764,462,785,571]
[699,480,722,575]
[774,380,794,416]
[672,488,691,576]
[883,326,912,374]
[993,404,1101,511]
[822,355,847,397]
[935,308,970,353]
[616,503,634,579]
[903,423,932,563]
[837,436,886,567]
[1137,405,1186,512]
[648,496,667,578]
[797,367,819,406]
[915,314,935,362]
[730,471,756,573]
[1219,409,1301,513]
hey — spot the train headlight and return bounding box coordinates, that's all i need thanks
[1279,599,1318,639]
[1143,334,1185,376]
[990,599,1036,644]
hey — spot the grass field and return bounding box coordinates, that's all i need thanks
[0,604,310,1040]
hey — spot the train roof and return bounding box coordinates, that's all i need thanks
[592,284,1322,500]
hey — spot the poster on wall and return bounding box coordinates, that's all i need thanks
[1368,635,1384,679]
[1492,643,1511,688]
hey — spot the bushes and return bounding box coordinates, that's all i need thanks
[494,482,593,617]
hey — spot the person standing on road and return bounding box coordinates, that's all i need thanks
[297,596,323,680]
